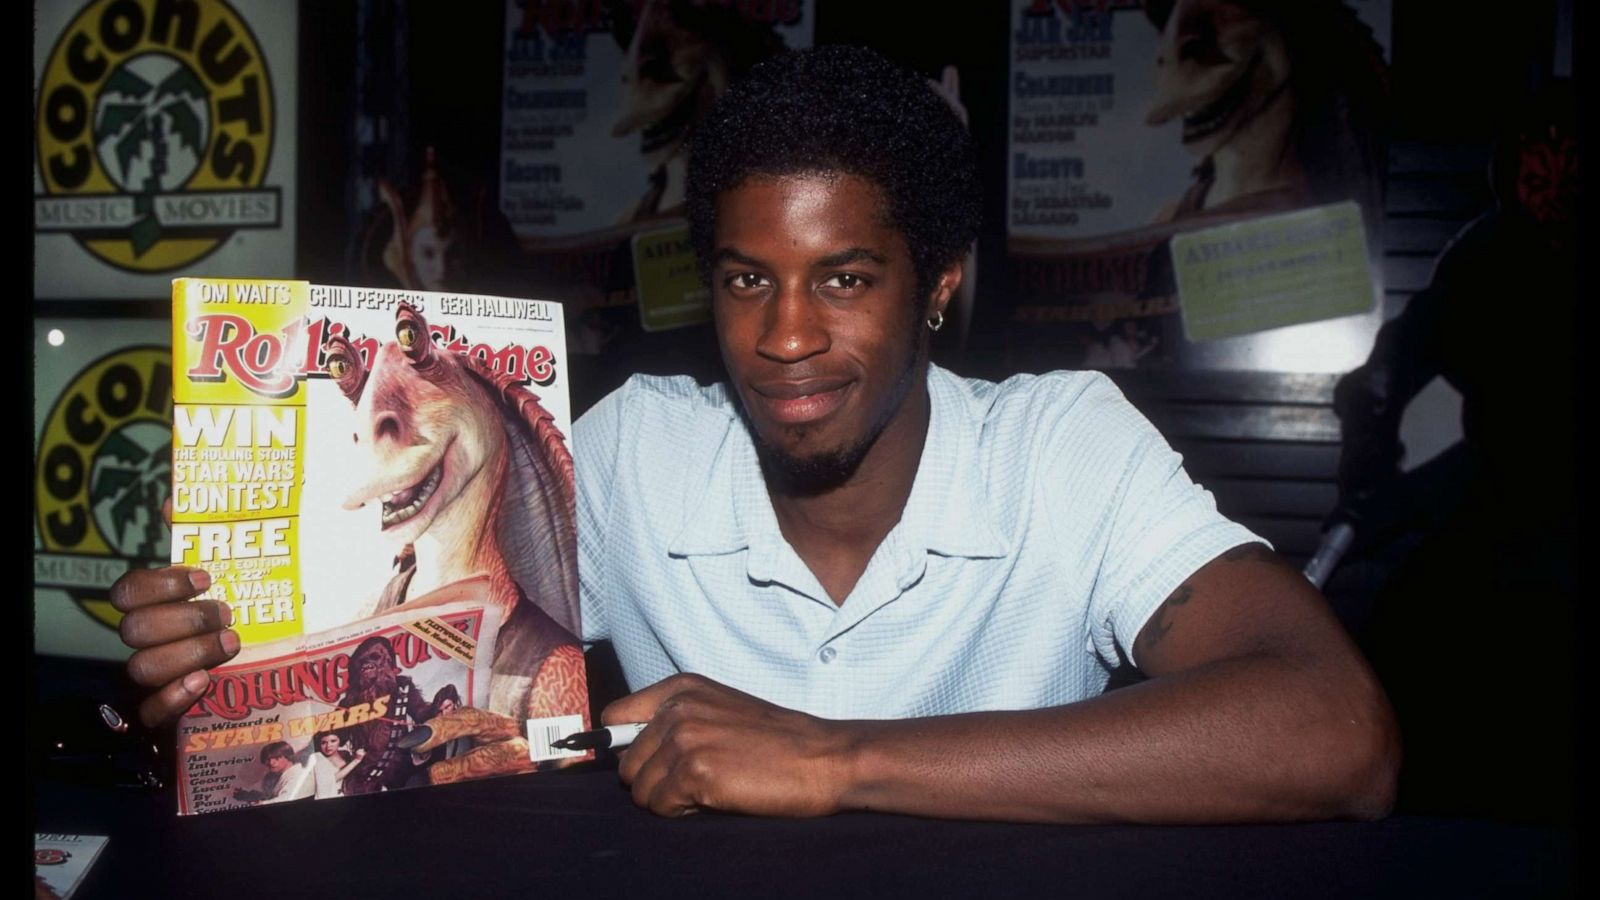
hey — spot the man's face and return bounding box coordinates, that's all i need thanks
[710,173,940,490]
[267,756,291,774]
[318,735,341,757]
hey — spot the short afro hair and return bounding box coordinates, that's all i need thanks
[686,45,981,305]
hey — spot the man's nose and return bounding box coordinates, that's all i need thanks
[755,283,829,363]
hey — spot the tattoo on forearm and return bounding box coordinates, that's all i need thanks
[1137,583,1193,655]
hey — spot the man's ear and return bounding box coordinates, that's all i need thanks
[930,259,964,320]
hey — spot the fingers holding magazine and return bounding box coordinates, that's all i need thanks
[110,566,241,727]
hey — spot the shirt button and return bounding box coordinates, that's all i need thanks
[818,646,837,664]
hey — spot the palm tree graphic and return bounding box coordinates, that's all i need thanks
[91,429,171,560]
[95,62,208,256]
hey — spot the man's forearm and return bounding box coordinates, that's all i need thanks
[834,650,1398,824]
[605,548,1400,825]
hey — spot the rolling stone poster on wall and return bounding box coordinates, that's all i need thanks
[498,0,813,350]
[1004,0,1391,373]
[32,0,297,299]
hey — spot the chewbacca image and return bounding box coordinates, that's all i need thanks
[334,635,423,795]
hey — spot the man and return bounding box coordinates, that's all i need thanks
[113,46,1396,823]
[232,741,313,805]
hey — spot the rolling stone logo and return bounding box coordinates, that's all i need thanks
[35,347,173,631]
[34,0,277,273]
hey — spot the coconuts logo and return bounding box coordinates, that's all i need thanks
[34,0,277,273]
[35,347,173,631]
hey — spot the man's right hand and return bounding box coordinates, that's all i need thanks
[110,566,241,727]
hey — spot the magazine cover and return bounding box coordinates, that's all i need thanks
[177,600,526,815]
[170,279,589,813]
[34,833,109,899]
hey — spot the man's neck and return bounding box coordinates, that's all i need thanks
[767,376,932,606]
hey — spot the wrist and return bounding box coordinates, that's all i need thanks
[827,719,887,814]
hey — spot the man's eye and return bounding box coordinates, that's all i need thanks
[823,273,864,291]
[727,273,766,290]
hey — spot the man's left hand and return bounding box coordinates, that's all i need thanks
[604,674,854,818]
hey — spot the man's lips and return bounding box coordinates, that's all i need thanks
[749,378,852,426]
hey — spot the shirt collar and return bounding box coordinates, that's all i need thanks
[666,400,749,558]
[665,365,1010,563]
[902,365,1010,560]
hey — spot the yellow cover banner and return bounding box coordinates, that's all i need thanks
[171,278,309,642]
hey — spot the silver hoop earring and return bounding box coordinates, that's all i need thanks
[927,310,944,332]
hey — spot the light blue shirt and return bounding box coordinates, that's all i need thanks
[575,364,1261,720]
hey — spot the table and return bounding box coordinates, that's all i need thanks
[31,654,1579,898]
[34,761,1576,899]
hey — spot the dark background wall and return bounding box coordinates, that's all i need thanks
[292,0,1576,610]
[27,0,1586,831]
[38,0,1580,628]
[294,0,1578,376]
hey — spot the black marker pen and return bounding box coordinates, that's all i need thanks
[550,722,647,752]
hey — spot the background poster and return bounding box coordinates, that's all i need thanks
[32,0,298,300]
[499,0,813,239]
[34,318,172,660]
[1004,0,1390,372]
[498,1,812,351]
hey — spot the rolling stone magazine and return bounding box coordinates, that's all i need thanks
[170,279,588,815]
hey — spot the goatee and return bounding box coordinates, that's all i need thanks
[741,354,923,498]
[748,425,877,497]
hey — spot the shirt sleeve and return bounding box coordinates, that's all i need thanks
[573,381,631,644]
[1063,377,1265,670]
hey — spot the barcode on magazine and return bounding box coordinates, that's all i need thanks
[528,715,586,762]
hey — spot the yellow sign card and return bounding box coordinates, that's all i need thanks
[1172,202,1377,343]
